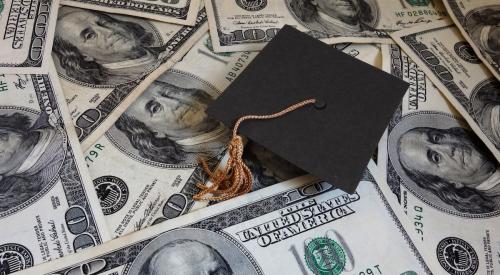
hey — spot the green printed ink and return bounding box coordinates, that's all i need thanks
[405,0,430,6]
[305,237,346,275]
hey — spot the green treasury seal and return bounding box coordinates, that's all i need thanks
[0,0,4,14]
[305,237,346,275]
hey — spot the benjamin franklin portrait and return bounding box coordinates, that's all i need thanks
[388,113,500,216]
[109,72,229,166]
[140,239,233,275]
[53,7,162,86]
[465,6,500,70]
[0,110,65,213]
[127,228,260,275]
[287,0,378,38]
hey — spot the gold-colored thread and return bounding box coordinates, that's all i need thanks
[193,98,317,202]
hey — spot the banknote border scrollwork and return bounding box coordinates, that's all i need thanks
[43,74,106,243]
[0,0,53,68]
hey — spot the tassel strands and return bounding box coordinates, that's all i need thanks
[194,98,317,202]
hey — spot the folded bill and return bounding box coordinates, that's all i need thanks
[0,60,110,274]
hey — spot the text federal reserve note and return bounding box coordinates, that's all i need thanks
[0,0,59,74]
[443,0,500,81]
[61,0,201,25]
[205,0,447,52]
[0,61,110,274]
[83,35,258,238]
[14,161,431,275]
[52,7,208,150]
[391,20,500,162]
[378,44,500,274]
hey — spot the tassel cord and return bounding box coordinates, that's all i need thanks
[193,98,317,202]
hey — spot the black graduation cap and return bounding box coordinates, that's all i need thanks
[205,25,408,194]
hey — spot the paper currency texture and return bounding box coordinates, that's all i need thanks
[52,7,209,150]
[205,0,447,52]
[0,61,110,274]
[13,161,431,275]
[0,0,59,74]
[83,35,258,237]
[443,0,500,81]
[378,44,500,274]
[391,20,500,162]
[60,0,201,25]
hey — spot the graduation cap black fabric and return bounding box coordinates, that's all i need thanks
[207,25,408,193]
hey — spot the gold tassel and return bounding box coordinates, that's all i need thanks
[194,98,317,202]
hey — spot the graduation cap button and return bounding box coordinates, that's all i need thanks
[314,99,327,110]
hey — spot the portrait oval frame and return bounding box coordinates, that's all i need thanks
[470,78,500,148]
[106,69,228,169]
[387,111,500,218]
[0,106,68,218]
[463,5,500,66]
[125,228,262,275]
[52,9,164,89]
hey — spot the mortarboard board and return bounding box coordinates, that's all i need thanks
[204,25,408,194]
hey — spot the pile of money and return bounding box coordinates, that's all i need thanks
[0,0,498,274]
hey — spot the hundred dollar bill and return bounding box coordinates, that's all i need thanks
[83,35,259,238]
[204,0,447,52]
[52,6,208,150]
[15,161,431,275]
[61,0,201,25]
[0,61,110,274]
[84,41,382,238]
[442,0,500,81]
[378,44,500,274]
[391,20,500,162]
[0,0,59,74]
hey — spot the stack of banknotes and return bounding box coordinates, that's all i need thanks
[0,0,498,274]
